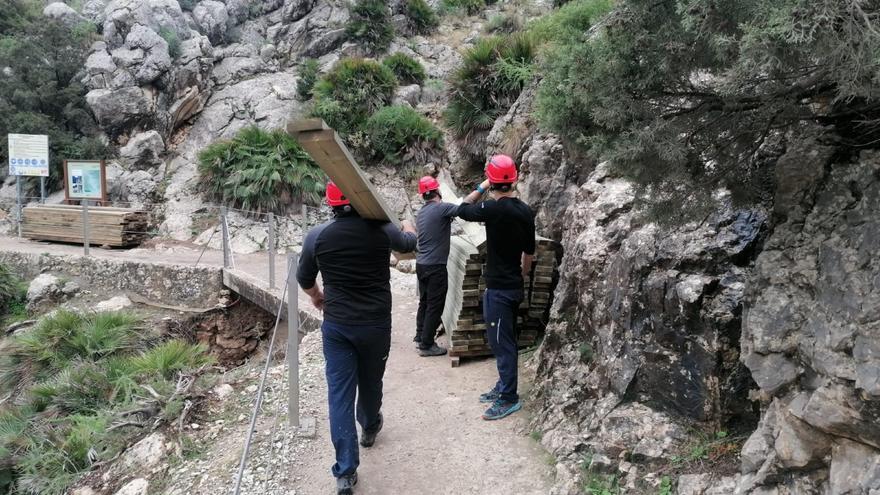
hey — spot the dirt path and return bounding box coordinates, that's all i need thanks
[289,292,553,495]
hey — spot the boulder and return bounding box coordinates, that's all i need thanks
[27,274,64,312]
[82,0,110,23]
[114,478,149,495]
[829,439,880,494]
[83,45,118,89]
[43,2,86,27]
[86,87,155,136]
[103,433,169,483]
[95,296,133,312]
[282,0,316,22]
[392,84,421,107]
[676,474,711,495]
[192,0,229,44]
[123,24,172,84]
[102,0,191,48]
[119,131,165,170]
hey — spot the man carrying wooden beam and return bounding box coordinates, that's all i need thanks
[457,155,536,421]
[297,181,417,495]
[413,175,457,357]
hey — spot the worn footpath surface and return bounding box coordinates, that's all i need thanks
[162,289,554,495]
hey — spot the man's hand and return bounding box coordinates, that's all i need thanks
[463,179,491,204]
[480,179,491,190]
[302,285,325,311]
[401,219,416,234]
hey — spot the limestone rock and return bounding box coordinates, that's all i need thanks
[192,0,229,44]
[282,0,316,22]
[102,0,191,48]
[103,433,169,483]
[676,474,711,495]
[213,383,234,398]
[829,439,880,494]
[43,2,86,27]
[86,87,155,136]
[95,296,133,312]
[393,84,421,107]
[123,25,172,84]
[26,274,65,312]
[114,478,148,495]
[119,131,165,170]
[83,46,118,89]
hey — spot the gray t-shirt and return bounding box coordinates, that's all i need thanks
[416,201,458,266]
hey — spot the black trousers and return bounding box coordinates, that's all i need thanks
[416,263,448,348]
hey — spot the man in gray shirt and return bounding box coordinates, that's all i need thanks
[414,175,457,356]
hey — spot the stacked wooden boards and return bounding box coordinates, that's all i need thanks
[22,204,149,247]
[442,234,560,366]
[438,181,561,366]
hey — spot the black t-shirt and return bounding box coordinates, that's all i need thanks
[456,197,536,290]
[297,213,417,326]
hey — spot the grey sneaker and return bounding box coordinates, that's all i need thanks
[337,472,358,495]
[479,389,500,403]
[418,344,447,357]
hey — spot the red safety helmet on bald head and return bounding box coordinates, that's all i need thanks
[485,154,518,184]
[325,181,350,207]
[418,176,440,195]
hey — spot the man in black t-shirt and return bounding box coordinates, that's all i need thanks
[298,181,417,495]
[456,154,536,421]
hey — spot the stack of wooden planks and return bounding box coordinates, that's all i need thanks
[442,231,560,367]
[22,204,149,247]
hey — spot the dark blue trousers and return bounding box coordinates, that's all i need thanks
[483,288,524,403]
[321,320,391,478]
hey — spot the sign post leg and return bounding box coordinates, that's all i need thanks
[268,212,276,289]
[82,203,90,257]
[40,177,46,204]
[287,253,299,428]
[16,177,22,238]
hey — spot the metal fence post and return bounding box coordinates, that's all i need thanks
[220,206,230,269]
[268,212,276,289]
[287,252,299,428]
[301,204,308,232]
[82,203,90,257]
[16,178,22,238]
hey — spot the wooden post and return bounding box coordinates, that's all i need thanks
[268,212,276,289]
[220,206,230,269]
[287,252,300,428]
[82,203,90,256]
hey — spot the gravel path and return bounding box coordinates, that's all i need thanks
[161,289,553,495]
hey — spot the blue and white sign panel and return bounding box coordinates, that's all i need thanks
[8,134,49,177]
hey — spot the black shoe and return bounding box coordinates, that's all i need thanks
[418,344,447,357]
[360,413,383,448]
[337,472,358,495]
[413,335,420,346]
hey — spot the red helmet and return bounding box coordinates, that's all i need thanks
[325,181,350,207]
[485,154,518,184]
[418,176,440,195]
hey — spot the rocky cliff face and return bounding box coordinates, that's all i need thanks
[733,149,880,494]
[508,85,880,491]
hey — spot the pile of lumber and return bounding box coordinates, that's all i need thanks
[442,232,560,366]
[22,205,149,247]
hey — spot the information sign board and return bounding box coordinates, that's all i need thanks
[7,134,49,177]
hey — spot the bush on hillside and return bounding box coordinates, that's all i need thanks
[346,0,395,54]
[198,126,325,214]
[527,0,612,44]
[405,0,439,34]
[297,58,320,101]
[158,26,182,59]
[312,58,398,135]
[0,310,212,493]
[0,1,106,192]
[444,34,535,142]
[441,0,485,15]
[382,53,427,85]
[484,12,524,34]
[365,105,443,169]
[0,264,25,317]
[534,0,880,219]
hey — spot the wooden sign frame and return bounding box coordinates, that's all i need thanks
[63,159,108,205]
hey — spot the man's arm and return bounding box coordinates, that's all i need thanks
[297,226,325,310]
[522,208,537,278]
[461,179,491,205]
[383,221,417,253]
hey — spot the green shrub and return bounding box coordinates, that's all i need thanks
[0,264,24,316]
[441,0,485,15]
[365,105,443,168]
[444,33,535,141]
[527,0,612,44]
[346,0,394,54]
[0,5,107,192]
[485,12,523,34]
[404,0,439,34]
[382,53,426,85]
[158,26,181,59]
[296,58,320,101]
[198,126,325,214]
[312,58,398,135]
[0,308,213,494]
